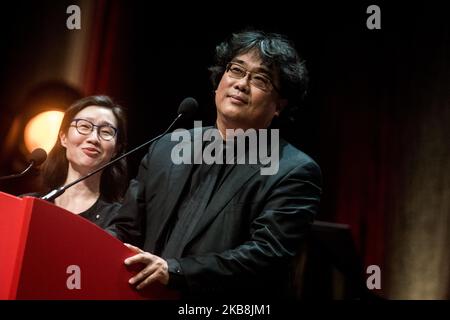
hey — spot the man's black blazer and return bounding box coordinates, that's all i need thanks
[107,127,322,299]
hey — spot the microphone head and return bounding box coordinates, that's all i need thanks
[177,97,198,118]
[29,148,47,167]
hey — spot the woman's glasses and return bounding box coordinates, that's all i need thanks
[70,118,117,141]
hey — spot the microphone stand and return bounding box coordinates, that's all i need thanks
[41,113,183,201]
[0,162,34,181]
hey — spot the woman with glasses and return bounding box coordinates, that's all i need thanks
[37,95,128,229]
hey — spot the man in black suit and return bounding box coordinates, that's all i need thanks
[107,30,322,300]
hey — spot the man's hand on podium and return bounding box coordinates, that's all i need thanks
[123,243,169,290]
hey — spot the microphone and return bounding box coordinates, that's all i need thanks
[41,97,198,201]
[0,148,47,181]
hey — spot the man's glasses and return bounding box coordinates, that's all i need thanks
[226,62,279,93]
[70,118,117,141]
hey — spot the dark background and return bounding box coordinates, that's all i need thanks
[0,1,448,299]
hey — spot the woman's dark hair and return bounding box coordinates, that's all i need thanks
[40,95,128,202]
[209,30,309,116]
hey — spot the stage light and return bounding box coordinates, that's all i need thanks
[23,110,64,153]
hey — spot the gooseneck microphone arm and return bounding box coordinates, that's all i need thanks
[0,148,47,181]
[41,113,184,202]
[0,162,34,181]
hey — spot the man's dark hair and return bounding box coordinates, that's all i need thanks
[209,30,309,116]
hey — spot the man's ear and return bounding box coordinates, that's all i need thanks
[274,99,288,117]
[59,131,67,148]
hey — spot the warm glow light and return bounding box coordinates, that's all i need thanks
[24,110,64,153]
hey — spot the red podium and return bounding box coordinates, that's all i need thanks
[0,192,178,300]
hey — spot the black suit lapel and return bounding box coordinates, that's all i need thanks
[152,160,194,248]
[151,129,204,248]
[183,163,261,250]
